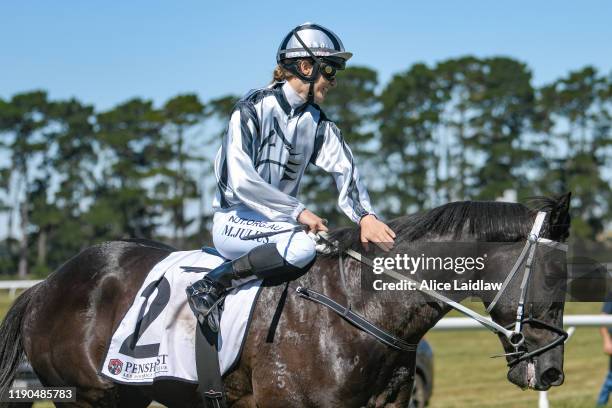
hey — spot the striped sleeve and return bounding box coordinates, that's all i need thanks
[311,121,375,223]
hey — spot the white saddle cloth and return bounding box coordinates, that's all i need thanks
[100,250,262,384]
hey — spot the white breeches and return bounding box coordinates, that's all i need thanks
[212,206,316,268]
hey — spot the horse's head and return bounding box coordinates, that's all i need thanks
[485,193,571,390]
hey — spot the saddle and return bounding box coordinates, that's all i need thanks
[187,241,416,408]
[184,244,313,408]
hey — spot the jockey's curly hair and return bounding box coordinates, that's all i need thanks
[272,63,293,83]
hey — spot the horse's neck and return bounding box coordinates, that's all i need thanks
[320,249,487,342]
[312,254,460,343]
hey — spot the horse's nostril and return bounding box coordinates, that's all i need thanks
[541,367,564,386]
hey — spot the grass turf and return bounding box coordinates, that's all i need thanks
[0,292,605,407]
[427,301,606,407]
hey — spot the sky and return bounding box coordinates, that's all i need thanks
[1,0,611,238]
[1,0,611,110]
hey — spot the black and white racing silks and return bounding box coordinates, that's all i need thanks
[213,81,375,224]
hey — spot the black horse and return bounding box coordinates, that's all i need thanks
[0,194,571,407]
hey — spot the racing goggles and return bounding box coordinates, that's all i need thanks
[319,58,345,81]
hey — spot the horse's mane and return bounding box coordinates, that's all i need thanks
[118,238,177,252]
[328,197,559,250]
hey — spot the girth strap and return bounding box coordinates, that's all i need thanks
[195,321,227,408]
[296,286,417,352]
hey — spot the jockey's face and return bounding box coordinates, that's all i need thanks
[293,59,337,104]
[313,71,336,104]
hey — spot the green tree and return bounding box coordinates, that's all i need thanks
[469,57,537,200]
[207,95,239,123]
[159,94,206,248]
[94,98,166,239]
[0,91,50,276]
[433,57,537,202]
[378,62,444,216]
[435,56,484,201]
[39,99,97,270]
[538,67,612,239]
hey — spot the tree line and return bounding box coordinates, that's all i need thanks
[1,56,610,277]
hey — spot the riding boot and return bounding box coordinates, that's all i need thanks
[186,243,292,332]
[186,253,251,332]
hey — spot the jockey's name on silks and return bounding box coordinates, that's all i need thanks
[213,81,375,224]
[225,215,285,231]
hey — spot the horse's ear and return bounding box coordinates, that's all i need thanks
[555,192,571,216]
[549,192,571,240]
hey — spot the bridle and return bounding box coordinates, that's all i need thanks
[316,210,569,366]
[485,211,568,365]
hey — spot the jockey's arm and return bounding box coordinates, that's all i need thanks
[311,121,395,251]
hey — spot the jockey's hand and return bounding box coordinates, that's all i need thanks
[360,214,396,252]
[298,209,329,234]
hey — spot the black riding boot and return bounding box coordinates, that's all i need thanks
[186,243,295,332]
[186,252,252,332]
[186,244,314,332]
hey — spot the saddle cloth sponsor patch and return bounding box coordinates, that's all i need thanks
[100,250,261,384]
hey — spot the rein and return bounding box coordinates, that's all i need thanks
[306,211,568,365]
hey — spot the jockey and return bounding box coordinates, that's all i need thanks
[187,22,396,330]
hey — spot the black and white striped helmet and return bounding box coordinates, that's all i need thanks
[277,23,352,64]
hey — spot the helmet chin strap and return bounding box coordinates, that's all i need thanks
[280,58,320,104]
[282,28,323,104]
[306,74,317,104]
